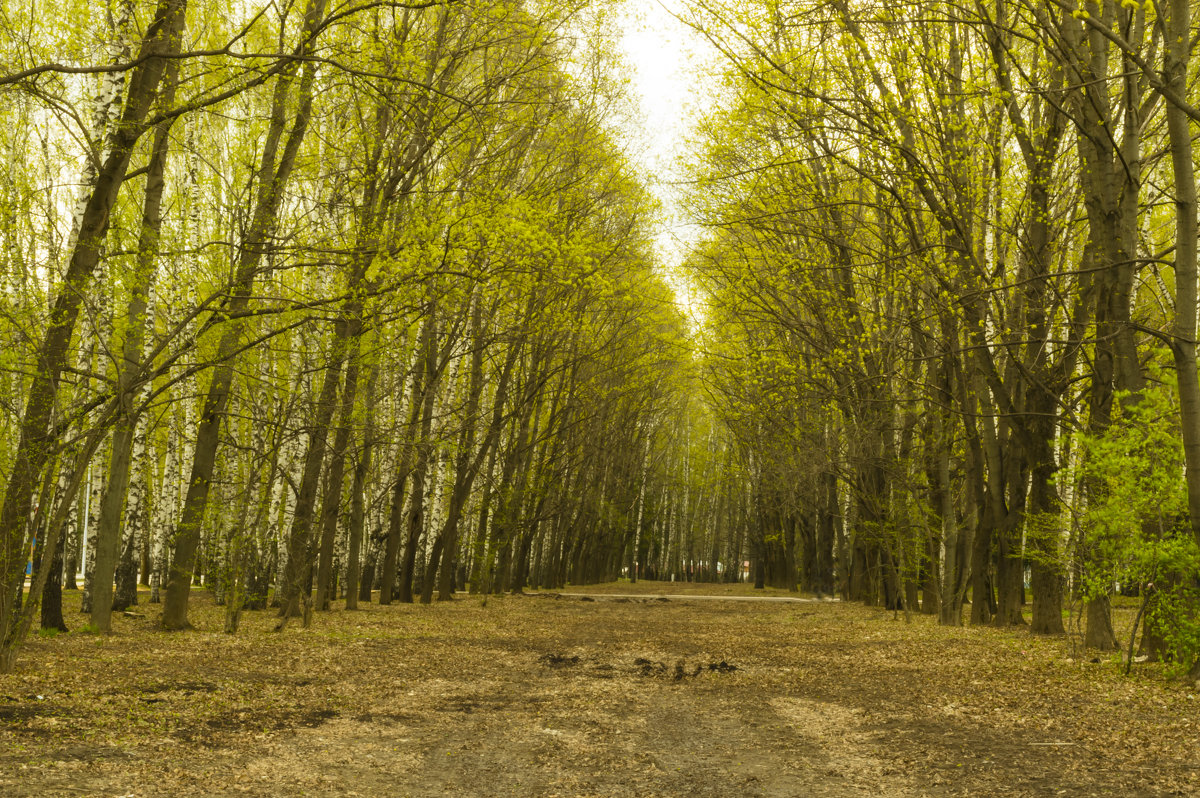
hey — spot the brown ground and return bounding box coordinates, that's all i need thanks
[2,583,1198,797]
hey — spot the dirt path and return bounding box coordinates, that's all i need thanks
[3,587,1198,796]
[226,638,926,798]
[552,591,825,603]
[238,656,906,798]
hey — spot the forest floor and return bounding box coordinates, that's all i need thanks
[2,583,1198,797]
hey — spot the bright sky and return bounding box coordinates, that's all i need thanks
[616,1,720,289]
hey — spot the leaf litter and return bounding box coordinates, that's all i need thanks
[0,583,1197,796]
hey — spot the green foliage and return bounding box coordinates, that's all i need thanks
[1080,376,1200,665]
[1081,381,1190,585]
[1146,545,1200,676]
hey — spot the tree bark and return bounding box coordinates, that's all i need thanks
[398,314,442,604]
[344,365,378,611]
[1162,0,1200,550]
[313,349,361,611]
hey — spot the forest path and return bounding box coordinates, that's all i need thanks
[239,652,918,798]
[2,586,1196,796]
[552,590,826,603]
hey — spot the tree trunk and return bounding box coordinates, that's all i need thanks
[1162,0,1200,551]
[37,533,68,633]
[398,315,441,604]
[111,531,139,613]
[1085,593,1120,651]
[90,55,178,632]
[313,345,361,611]
[344,366,378,611]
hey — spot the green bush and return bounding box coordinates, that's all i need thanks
[1080,376,1200,670]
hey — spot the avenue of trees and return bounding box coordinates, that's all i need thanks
[0,0,716,672]
[677,0,1200,672]
[5,0,1200,682]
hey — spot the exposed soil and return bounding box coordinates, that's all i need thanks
[1,583,1198,796]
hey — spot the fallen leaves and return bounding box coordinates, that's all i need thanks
[0,584,1198,796]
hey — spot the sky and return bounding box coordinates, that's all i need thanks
[615,1,720,286]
